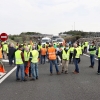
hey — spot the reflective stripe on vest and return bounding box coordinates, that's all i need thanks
[98,47,100,57]
[15,50,23,64]
[62,50,69,60]
[75,48,80,58]
[24,51,30,61]
[89,46,96,55]
[31,50,39,63]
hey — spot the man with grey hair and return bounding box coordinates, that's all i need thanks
[24,46,31,77]
[8,43,16,66]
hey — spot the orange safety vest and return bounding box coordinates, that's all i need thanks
[48,47,56,60]
[0,48,2,59]
[41,48,47,55]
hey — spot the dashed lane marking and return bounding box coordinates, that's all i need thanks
[83,54,98,60]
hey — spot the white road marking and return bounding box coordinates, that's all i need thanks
[0,72,6,78]
[83,54,98,60]
[0,66,17,84]
[0,54,99,84]
[2,59,9,62]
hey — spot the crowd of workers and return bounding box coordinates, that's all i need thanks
[0,39,100,82]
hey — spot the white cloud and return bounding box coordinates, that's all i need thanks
[0,0,100,35]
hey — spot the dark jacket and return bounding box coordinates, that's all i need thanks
[96,49,100,59]
[8,47,16,58]
[73,49,77,59]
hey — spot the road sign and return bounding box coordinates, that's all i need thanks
[0,33,8,42]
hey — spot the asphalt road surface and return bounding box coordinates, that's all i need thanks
[0,54,100,100]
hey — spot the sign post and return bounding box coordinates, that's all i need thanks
[0,33,8,42]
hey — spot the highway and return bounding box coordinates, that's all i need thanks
[0,54,100,100]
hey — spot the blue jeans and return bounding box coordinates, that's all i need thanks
[41,55,46,64]
[73,58,79,72]
[49,60,59,73]
[9,57,13,65]
[90,54,95,67]
[16,64,25,80]
[31,63,38,79]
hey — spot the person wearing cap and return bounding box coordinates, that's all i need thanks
[29,46,39,80]
[47,44,60,75]
[88,41,96,68]
[15,45,27,81]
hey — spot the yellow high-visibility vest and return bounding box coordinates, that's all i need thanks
[62,50,69,60]
[15,50,23,64]
[31,50,39,63]
[24,51,30,61]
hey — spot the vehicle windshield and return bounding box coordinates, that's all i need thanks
[41,39,49,43]
[52,36,59,40]
[57,39,63,42]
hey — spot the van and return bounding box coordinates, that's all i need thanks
[41,37,51,45]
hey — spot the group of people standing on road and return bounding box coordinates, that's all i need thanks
[0,39,100,82]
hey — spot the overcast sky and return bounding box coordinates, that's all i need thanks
[0,0,100,35]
